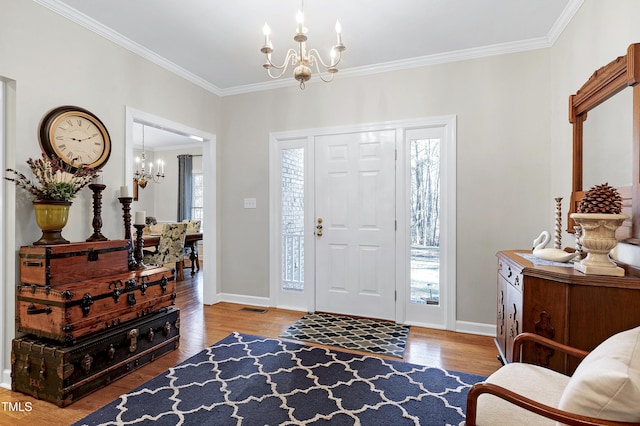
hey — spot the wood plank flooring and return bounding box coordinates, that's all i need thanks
[0,272,501,426]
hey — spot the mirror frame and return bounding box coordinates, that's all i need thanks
[569,43,640,242]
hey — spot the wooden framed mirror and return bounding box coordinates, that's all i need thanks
[569,43,640,242]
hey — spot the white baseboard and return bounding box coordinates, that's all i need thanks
[216,293,271,307]
[455,320,496,337]
[1,368,10,390]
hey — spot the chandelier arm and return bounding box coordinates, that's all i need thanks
[308,51,338,83]
[264,49,298,70]
[307,49,339,69]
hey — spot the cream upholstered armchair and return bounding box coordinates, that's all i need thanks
[465,326,640,425]
[143,223,188,280]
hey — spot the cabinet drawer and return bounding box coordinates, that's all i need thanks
[498,257,523,291]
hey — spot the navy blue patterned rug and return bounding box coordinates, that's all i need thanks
[73,333,485,426]
[280,312,410,358]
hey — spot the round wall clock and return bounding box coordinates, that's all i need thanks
[38,105,111,170]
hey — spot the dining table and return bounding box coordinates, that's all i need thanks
[142,232,203,276]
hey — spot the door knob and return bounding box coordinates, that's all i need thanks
[316,217,323,237]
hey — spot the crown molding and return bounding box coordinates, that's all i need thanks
[33,0,224,96]
[35,0,584,97]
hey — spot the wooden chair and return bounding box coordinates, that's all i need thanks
[465,327,640,425]
[182,219,201,272]
[143,223,188,280]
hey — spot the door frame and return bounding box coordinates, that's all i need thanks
[396,116,457,330]
[269,116,456,327]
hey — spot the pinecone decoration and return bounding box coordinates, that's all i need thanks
[577,183,622,214]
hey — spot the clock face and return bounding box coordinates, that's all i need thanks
[39,106,111,170]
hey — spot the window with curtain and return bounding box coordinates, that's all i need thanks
[192,172,203,220]
[177,154,192,221]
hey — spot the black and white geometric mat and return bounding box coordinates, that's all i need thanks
[73,333,485,426]
[280,312,410,358]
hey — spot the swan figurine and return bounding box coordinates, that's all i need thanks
[532,231,578,263]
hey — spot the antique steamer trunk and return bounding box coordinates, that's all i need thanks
[16,266,176,344]
[19,240,131,287]
[11,307,180,407]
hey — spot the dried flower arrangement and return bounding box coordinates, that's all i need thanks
[5,153,98,202]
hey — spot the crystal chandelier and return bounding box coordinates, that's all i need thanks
[134,124,165,189]
[260,2,345,89]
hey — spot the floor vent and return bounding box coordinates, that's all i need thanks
[240,307,268,314]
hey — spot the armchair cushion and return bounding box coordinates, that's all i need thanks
[476,363,570,425]
[557,325,640,422]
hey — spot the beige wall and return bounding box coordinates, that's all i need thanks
[3,0,640,385]
[134,146,203,222]
[0,0,221,385]
[548,0,640,263]
[220,49,552,322]
[219,0,640,329]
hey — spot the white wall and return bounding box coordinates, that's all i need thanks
[0,0,221,387]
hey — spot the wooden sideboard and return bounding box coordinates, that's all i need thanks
[496,250,640,375]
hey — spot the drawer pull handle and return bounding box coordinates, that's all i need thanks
[87,250,99,262]
[26,304,51,315]
[81,293,94,316]
[23,261,43,267]
[128,329,139,352]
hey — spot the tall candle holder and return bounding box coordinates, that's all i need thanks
[118,196,135,269]
[86,183,108,242]
[118,197,133,240]
[554,197,563,249]
[133,224,147,270]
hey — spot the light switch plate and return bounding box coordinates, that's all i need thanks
[244,198,257,209]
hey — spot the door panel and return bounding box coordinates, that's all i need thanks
[315,130,396,320]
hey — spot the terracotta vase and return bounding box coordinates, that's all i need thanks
[32,199,72,245]
[570,213,628,276]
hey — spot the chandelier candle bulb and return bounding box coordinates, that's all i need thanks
[134,211,146,226]
[296,10,304,34]
[263,23,270,45]
[336,20,342,43]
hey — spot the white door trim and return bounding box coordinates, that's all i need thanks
[124,107,217,305]
[269,116,456,327]
[396,115,457,330]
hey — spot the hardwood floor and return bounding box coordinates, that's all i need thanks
[0,272,501,426]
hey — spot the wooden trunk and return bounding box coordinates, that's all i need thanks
[17,266,176,344]
[11,307,180,407]
[19,240,131,287]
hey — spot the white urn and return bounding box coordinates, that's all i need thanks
[570,213,628,276]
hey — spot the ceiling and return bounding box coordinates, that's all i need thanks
[39,0,581,97]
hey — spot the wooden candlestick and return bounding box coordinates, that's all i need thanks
[118,196,134,240]
[118,196,136,269]
[86,183,108,242]
[133,224,147,270]
[554,197,563,249]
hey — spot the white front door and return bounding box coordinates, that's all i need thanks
[314,130,396,320]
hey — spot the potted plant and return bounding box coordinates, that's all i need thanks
[570,183,628,276]
[5,153,98,245]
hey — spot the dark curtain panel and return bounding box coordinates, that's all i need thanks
[177,154,193,221]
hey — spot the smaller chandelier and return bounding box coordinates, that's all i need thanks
[261,6,345,89]
[134,125,165,189]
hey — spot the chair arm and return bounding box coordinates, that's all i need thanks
[465,382,639,426]
[512,332,590,362]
